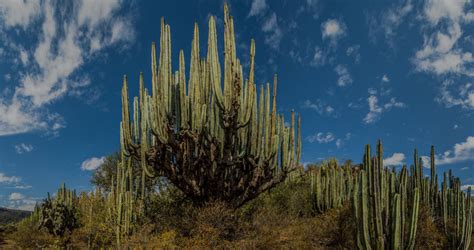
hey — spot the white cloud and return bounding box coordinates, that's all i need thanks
[384,97,406,109]
[9,192,25,201]
[19,49,28,65]
[460,166,468,170]
[6,193,37,211]
[77,0,121,28]
[311,46,328,67]
[335,133,351,148]
[14,143,33,154]
[424,0,471,25]
[430,136,474,165]
[321,19,346,43]
[413,0,473,76]
[0,0,135,137]
[461,184,474,191]
[0,97,50,136]
[436,81,474,109]
[0,172,20,183]
[307,132,335,143]
[382,74,390,82]
[248,0,267,17]
[363,95,406,124]
[14,185,32,189]
[334,65,352,87]
[0,0,41,28]
[380,0,413,44]
[81,156,105,171]
[303,99,335,116]
[261,12,283,49]
[346,45,361,63]
[364,96,383,124]
[384,153,406,166]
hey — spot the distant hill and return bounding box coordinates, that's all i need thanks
[0,207,31,225]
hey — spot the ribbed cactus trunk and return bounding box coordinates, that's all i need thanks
[119,4,301,208]
[310,159,356,213]
[107,153,144,246]
[353,141,421,250]
[310,141,472,249]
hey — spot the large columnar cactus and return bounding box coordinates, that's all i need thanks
[353,141,421,250]
[107,154,144,245]
[310,159,355,213]
[439,172,472,249]
[120,4,301,208]
[424,148,473,249]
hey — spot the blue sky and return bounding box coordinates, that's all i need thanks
[0,0,472,210]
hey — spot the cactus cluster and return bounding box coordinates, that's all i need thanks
[353,141,421,249]
[120,4,301,208]
[310,159,356,213]
[310,140,472,249]
[439,170,472,249]
[37,183,79,237]
[106,154,145,245]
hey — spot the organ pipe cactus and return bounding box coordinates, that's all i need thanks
[107,153,144,246]
[310,159,355,213]
[120,4,301,208]
[353,141,421,250]
[309,140,472,249]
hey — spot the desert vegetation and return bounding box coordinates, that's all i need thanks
[1,4,472,249]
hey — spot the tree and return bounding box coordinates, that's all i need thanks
[91,152,157,193]
[119,4,301,208]
[91,153,120,192]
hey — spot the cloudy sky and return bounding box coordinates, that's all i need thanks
[0,0,473,210]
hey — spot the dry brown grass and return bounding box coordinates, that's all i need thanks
[414,205,447,249]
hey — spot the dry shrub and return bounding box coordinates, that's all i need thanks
[148,230,179,249]
[123,222,161,247]
[7,219,56,248]
[181,201,240,248]
[242,206,312,249]
[307,203,356,249]
[235,201,355,249]
[415,205,446,249]
[145,186,194,234]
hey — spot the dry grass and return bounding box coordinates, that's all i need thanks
[414,205,447,249]
[3,179,471,248]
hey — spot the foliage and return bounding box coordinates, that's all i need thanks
[91,152,120,192]
[91,152,158,193]
[7,214,55,248]
[71,189,115,248]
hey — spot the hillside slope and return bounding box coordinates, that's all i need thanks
[0,207,31,225]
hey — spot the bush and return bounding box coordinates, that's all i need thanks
[7,218,56,248]
[242,176,313,219]
[38,196,78,238]
[70,191,114,248]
